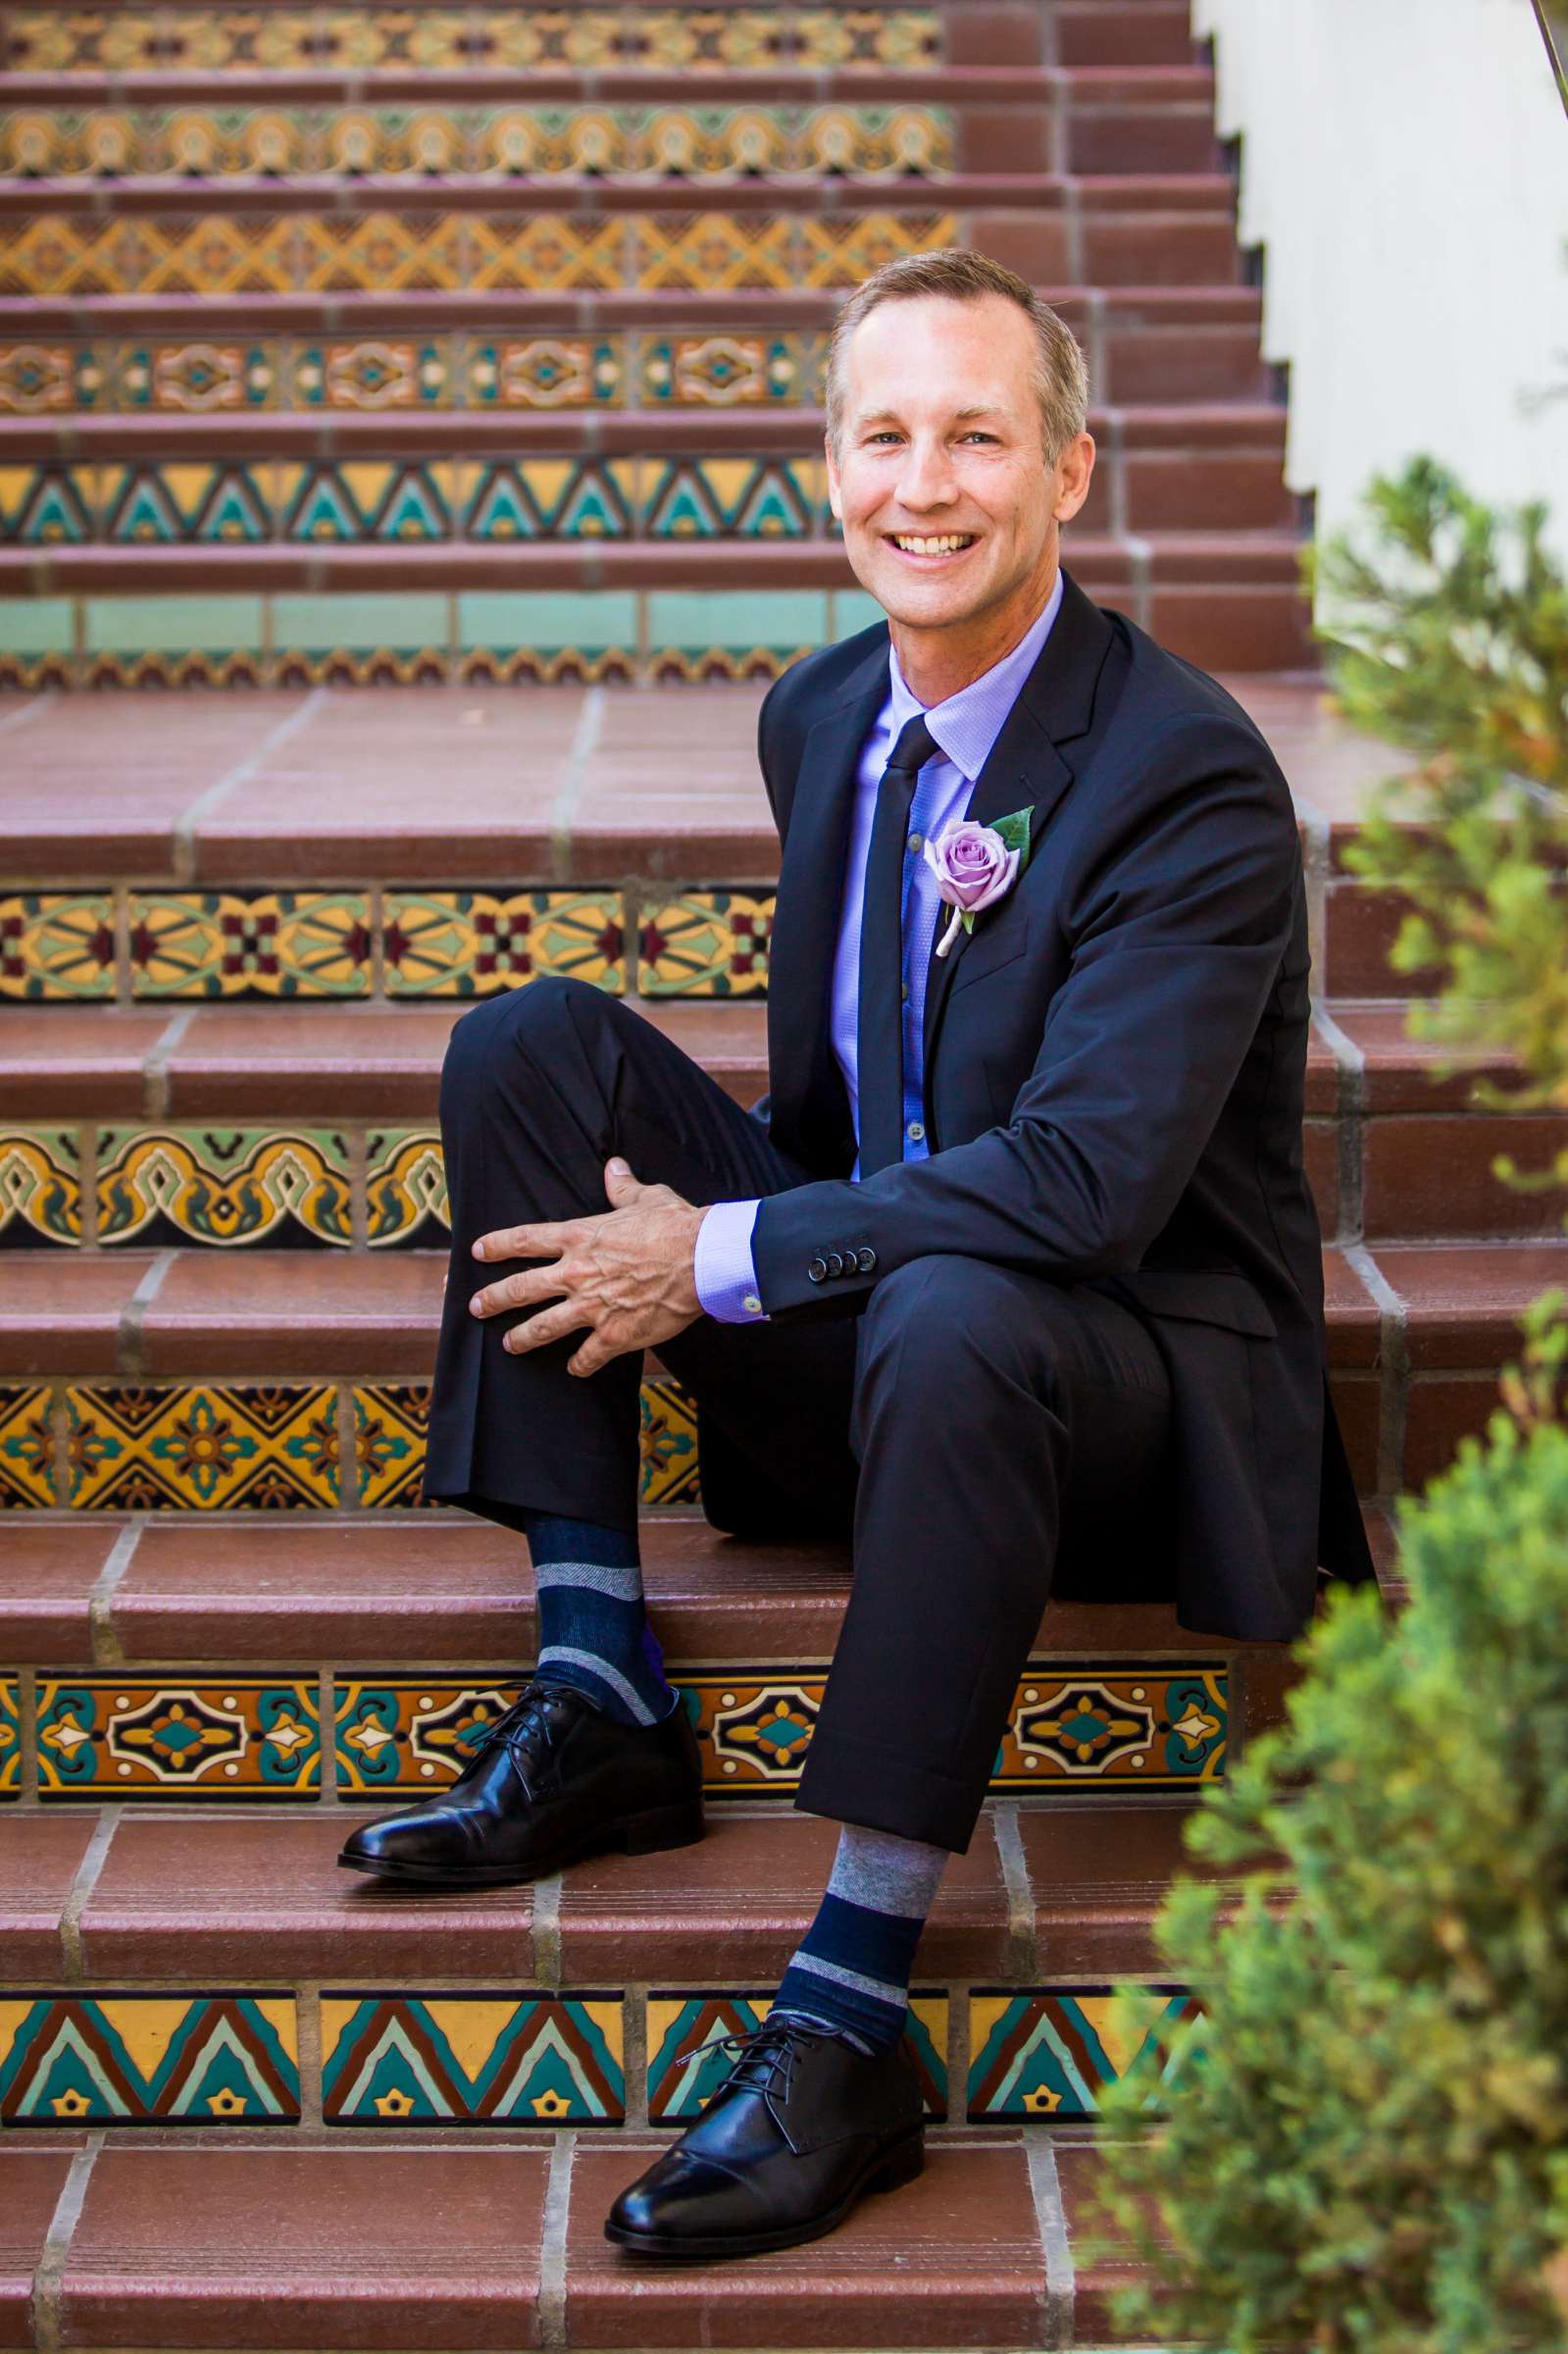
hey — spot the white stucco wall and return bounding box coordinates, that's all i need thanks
[1192,0,1568,593]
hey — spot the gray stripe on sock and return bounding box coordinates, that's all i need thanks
[828,1824,949,1919]
[532,1559,644,1602]
[789,1950,907,2009]
[536,1645,657,1724]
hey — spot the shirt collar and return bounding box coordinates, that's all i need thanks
[885,567,1065,783]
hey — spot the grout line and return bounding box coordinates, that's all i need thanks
[0,691,54,740]
[141,1005,196,1123]
[317,1664,338,1803]
[945,1973,971,2129]
[29,2132,101,2354]
[532,1871,564,1991]
[1342,1242,1409,1499]
[1312,998,1366,1242]
[1121,532,1154,635]
[296,1982,325,2129]
[17,1666,39,1801]
[549,683,605,881]
[170,684,329,883]
[59,1806,121,1986]
[992,1803,1037,1978]
[624,1981,650,2129]
[78,1119,100,1250]
[1027,2131,1077,2347]
[117,1246,177,1380]
[537,2125,578,2351]
[86,1520,142,1667]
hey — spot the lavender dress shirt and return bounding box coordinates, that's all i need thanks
[693,569,1065,1322]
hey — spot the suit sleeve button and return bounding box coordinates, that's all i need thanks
[808,1256,828,1283]
[825,1251,845,1276]
[856,1247,877,1273]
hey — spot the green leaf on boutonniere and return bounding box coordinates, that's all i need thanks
[991,804,1035,855]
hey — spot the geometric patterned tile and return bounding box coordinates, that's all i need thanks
[992,1666,1228,1791]
[640,330,828,407]
[96,1128,354,1246]
[680,1674,822,1796]
[0,894,116,999]
[966,1986,1204,2123]
[2,10,942,73]
[62,1384,341,1510]
[36,1678,321,1798]
[0,1675,20,1796]
[647,1990,947,2124]
[0,1994,300,2123]
[0,1130,83,1244]
[366,1130,447,1248]
[0,1384,57,1507]
[353,1383,432,1509]
[381,891,626,997]
[321,1993,625,2124]
[334,1680,523,1797]
[636,891,773,996]
[638,1376,701,1507]
[126,892,373,998]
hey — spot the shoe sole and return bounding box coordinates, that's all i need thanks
[335,1796,705,1886]
[602,2128,926,2260]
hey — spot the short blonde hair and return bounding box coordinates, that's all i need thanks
[824,247,1088,462]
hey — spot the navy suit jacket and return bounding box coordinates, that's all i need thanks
[745,565,1376,1642]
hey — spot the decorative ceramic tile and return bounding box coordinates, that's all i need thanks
[97,1128,353,1247]
[0,210,956,296]
[680,1674,821,1794]
[0,1130,83,1243]
[0,895,116,1000]
[0,1995,300,2124]
[63,1385,342,1510]
[353,1382,432,1509]
[648,1991,947,2123]
[334,1680,524,1795]
[126,892,372,998]
[36,1678,321,1798]
[639,1376,701,1507]
[382,891,626,997]
[641,330,826,406]
[0,1677,20,1795]
[322,1993,625,2124]
[967,1987,1205,2123]
[366,1130,448,1247]
[992,1666,1229,1790]
[1,104,949,180]
[2,9,940,74]
[0,1385,56,1508]
[636,892,773,997]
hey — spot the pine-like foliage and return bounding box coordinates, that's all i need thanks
[1087,1307,1568,2348]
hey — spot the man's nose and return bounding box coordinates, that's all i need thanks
[892,438,959,509]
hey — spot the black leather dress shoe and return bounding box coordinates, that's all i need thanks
[605,2015,925,2259]
[337,1679,704,1886]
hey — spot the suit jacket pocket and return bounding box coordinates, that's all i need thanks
[1091,1267,1279,1339]
[947,910,1031,996]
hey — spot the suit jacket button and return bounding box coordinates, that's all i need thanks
[808,1256,828,1283]
[856,1247,878,1273]
[825,1251,845,1277]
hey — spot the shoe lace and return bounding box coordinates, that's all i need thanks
[675,2015,833,2107]
[465,1679,578,1798]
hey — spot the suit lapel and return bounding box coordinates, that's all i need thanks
[766,636,890,1159]
[922,567,1116,1061]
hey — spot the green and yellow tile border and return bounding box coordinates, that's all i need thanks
[0,1983,1202,2129]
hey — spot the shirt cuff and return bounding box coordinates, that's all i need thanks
[694,1200,768,1323]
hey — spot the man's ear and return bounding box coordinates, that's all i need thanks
[825,432,841,523]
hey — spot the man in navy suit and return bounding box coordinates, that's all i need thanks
[343,248,1375,2255]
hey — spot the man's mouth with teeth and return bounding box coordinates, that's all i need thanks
[888,533,977,555]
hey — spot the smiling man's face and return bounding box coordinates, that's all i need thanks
[826,289,1094,698]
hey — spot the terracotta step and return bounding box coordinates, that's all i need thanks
[0,2132,1157,2350]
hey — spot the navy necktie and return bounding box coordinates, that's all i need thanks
[856,712,937,1177]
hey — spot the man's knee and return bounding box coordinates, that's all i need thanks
[440,975,607,1107]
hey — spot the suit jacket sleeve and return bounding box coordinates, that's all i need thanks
[750,714,1298,1315]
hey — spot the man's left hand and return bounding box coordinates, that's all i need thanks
[467,1157,706,1377]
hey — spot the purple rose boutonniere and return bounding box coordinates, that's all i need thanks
[922,805,1035,958]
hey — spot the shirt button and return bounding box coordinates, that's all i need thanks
[742,1293,763,1316]
[907,832,923,853]
[808,1256,828,1283]
[906,1119,925,1142]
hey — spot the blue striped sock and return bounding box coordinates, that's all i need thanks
[521,1510,678,1729]
[772,1825,948,2053]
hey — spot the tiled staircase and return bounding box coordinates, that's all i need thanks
[5,3,1568,2346]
